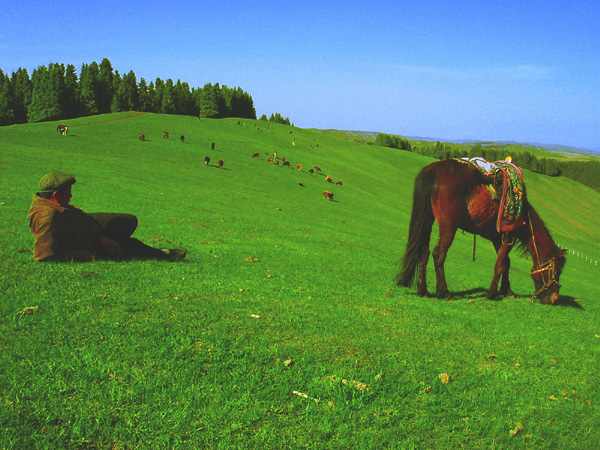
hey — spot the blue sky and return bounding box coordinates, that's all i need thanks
[2,0,599,150]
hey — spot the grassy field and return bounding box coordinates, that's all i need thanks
[1,112,599,449]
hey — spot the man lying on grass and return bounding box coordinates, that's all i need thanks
[28,171,187,262]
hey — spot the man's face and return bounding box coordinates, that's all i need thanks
[54,186,72,206]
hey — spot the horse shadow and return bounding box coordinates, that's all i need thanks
[452,288,488,299]
[453,288,584,309]
[554,295,583,309]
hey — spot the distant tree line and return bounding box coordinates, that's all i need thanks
[0,58,256,125]
[260,112,292,126]
[376,133,600,192]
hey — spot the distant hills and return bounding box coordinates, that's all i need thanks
[405,136,600,157]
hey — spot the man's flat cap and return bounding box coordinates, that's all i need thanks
[38,172,76,193]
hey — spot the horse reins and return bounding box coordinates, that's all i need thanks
[529,218,561,297]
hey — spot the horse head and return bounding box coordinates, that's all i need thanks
[531,248,567,305]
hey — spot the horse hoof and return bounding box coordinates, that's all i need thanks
[500,289,516,299]
[486,290,500,301]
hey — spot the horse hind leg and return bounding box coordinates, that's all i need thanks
[416,248,431,297]
[431,227,457,299]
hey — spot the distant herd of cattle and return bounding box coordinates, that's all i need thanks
[58,124,341,200]
[253,151,342,201]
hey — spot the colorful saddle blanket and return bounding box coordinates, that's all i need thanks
[459,157,526,232]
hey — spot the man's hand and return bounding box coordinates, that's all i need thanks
[99,235,123,255]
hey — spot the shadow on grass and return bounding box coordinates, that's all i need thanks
[453,288,488,299]
[555,295,584,309]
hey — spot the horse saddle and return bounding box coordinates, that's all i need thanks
[459,157,526,232]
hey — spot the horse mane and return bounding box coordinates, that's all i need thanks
[516,199,559,258]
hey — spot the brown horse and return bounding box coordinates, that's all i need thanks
[396,159,567,304]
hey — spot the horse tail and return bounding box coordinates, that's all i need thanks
[395,166,436,287]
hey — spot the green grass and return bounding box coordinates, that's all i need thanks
[1,112,599,449]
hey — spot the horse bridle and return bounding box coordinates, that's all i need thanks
[529,220,562,298]
[531,256,562,297]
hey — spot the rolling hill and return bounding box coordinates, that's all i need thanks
[1,112,599,449]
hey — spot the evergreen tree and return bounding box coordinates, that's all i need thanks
[198,83,220,118]
[198,83,219,118]
[110,72,123,112]
[138,78,152,112]
[11,68,32,124]
[79,63,100,115]
[64,64,79,118]
[28,63,65,122]
[112,70,138,112]
[0,69,15,125]
[98,58,115,113]
[152,78,164,113]
[269,112,291,125]
[1,58,256,122]
[175,80,195,115]
[161,78,176,114]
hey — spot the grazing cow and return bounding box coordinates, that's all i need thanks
[299,182,304,187]
[252,152,260,158]
[281,157,286,162]
[211,142,215,150]
[282,161,291,167]
[314,166,321,172]
[268,157,274,163]
[336,180,343,186]
[308,169,314,175]
[273,152,278,159]
[180,135,185,143]
[218,159,224,169]
[204,156,210,165]
[323,190,334,200]
[57,125,65,134]
[326,176,333,183]
[163,132,169,139]
[296,164,302,170]
[139,133,145,141]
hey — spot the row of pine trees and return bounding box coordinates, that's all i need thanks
[0,58,256,125]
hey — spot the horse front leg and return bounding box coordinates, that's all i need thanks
[432,229,457,299]
[499,255,516,298]
[488,242,512,300]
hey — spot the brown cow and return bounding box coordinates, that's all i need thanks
[323,190,334,200]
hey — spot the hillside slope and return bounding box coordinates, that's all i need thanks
[1,113,599,449]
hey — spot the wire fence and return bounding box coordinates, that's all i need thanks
[556,243,598,268]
